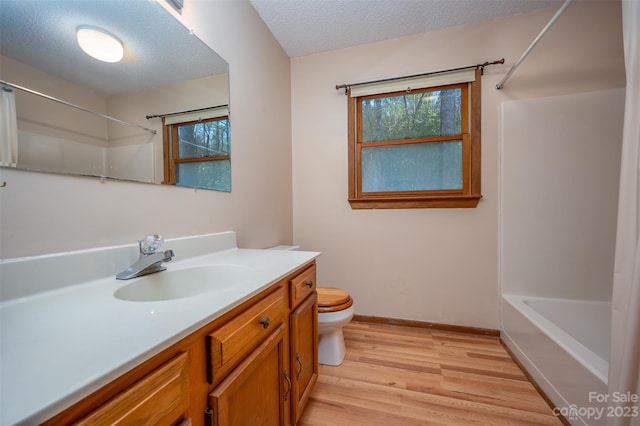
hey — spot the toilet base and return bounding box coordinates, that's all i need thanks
[318,328,346,366]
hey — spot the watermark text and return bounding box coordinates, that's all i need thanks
[552,393,639,422]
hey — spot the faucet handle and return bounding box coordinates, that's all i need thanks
[139,234,164,255]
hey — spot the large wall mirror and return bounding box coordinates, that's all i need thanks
[0,0,231,191]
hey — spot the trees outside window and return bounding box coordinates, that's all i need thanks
[347,68,482,209]
[163,116,231,192]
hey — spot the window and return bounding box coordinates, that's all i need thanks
[347,68,482,209]
[163,107,230,192]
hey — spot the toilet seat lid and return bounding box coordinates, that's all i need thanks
[317,287,352,309]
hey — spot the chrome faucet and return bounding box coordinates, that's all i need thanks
[116,234,175,280]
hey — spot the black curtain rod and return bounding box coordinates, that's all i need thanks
[335,59,505,94]
[146,104,229,120]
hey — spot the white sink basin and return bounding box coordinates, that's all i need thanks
[114,264,255,302]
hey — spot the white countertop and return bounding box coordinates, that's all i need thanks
[0,245,319,425]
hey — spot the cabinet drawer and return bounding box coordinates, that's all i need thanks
[75,352,189,425]
[209,325,286,426]
[290,264,316,309]
[207,287,286,384]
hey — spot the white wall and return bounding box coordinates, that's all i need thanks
[502,89,625,301]
[106,143,155,183]
[0,0,293,258]
[291,1,625,328]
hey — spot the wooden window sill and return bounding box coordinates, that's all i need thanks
[348,194,482,209]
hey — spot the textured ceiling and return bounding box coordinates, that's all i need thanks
[249,0,564,57]
[0,0,566,94]
[0,0,228,95]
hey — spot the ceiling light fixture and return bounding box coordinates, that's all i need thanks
[76,26,124,63]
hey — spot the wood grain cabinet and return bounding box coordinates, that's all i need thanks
[206,286,290,425]
[73,352,190,426]
[209,324,288,426]
[206,286,287,386]
[207,264,318,426]
[288,265,318,424]
[43,261,318,426]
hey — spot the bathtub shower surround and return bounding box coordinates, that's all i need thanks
[501,88,625,425]
[524,298,611,366]
[503,295,609,418]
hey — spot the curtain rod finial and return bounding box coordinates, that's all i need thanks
[336,84,350,95]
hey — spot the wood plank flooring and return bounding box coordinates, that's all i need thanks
[299,321,563,426]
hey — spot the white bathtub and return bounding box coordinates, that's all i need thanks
[502,294,610,425]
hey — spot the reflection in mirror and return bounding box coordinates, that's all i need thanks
[160,106,231,191]
[0,0,231,191]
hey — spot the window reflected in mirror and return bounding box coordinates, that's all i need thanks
[163,108,230,192]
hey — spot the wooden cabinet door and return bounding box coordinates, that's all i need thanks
[289,292,318,424]
[74,352,190,426]
[209,324,287,426]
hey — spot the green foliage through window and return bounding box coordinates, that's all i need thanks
[358,86,465,193]
[177,119,229,159]
[348,74,481,209]
[361,88,462,143]
[165,116,231,192]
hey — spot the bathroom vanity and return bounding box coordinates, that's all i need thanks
[0,232,319,425]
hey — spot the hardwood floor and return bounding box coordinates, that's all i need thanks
[299,321,563,426]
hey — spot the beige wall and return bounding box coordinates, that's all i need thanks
[180,0,294,250]
[0,0,293,258]
[291,1,625,329]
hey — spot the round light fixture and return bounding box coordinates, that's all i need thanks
[76,26,123,63]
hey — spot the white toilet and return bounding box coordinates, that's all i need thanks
[316,287,354,366]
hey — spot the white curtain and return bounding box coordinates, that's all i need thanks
[0,87,18,167]
[608,1,640,425]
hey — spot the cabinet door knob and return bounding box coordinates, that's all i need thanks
[259,317,271,329]
[305,280,313,288]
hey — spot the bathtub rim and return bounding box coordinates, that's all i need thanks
[502,293,608,385]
